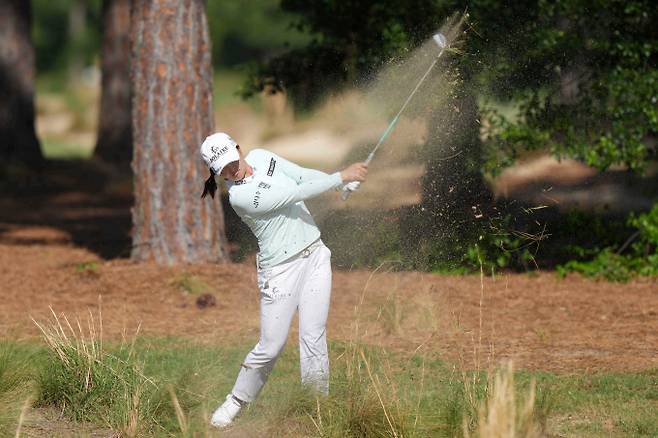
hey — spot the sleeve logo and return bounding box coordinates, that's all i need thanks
[267,158,276,176]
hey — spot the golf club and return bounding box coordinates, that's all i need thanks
[341,32,449,201]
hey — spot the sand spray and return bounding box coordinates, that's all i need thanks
[308,15,475,269]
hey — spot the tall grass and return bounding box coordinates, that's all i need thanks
[244,346,545,437]
[241,344,411,437]
[0,341,36,435]
[5,330,655,436]
[33,307,155,436]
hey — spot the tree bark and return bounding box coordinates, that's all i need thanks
[94,0,132,167]
[0,0,42,166]
[130,0,228,263]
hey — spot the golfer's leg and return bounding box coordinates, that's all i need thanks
[298,244,332,395]
[231,263,302,402]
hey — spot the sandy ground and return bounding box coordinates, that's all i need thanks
[1,221,656,373]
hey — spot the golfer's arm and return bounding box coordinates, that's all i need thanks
[273,152,332,183]
[238,174,343,215]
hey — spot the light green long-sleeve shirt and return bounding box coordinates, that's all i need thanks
[227,149,343,268]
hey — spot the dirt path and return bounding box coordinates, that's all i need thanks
[1,221,656,373]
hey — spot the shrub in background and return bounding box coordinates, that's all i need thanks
[628,203,658,274]
[558,203,658,281]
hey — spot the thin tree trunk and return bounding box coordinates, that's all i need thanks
[0,0,42,166]
[94,0,132,166]
[130,0,228,263]
[68,0,87,81]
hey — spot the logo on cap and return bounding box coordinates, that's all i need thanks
[208,145,229,163]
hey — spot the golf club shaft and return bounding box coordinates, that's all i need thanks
[367,56,441,164]
[342,44,447,200]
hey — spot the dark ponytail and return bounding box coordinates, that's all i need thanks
[201,169,217,199]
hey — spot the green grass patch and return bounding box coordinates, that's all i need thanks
[41,139,94,160]
[169,273,213,296]
[36,71,70,95]
[75,261,99,274]
[0,341,42,434]
[2,331,656,436]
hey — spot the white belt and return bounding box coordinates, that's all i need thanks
[301,238,323,258]
[257,238,323,269]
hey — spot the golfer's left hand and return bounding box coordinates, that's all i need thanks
[340,162,368,183]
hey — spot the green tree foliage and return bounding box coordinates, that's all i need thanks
[206,0,309,67]
[475,0,658,173]
[31,0,308,76]
[247,0,656,172]
[32,0,102,73]
[242,0,446,107]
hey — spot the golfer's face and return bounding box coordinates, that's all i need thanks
[221,160,242,181]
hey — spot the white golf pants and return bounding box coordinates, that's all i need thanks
[231,239,332,402]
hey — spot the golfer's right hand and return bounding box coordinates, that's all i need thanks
[340,162,368,183]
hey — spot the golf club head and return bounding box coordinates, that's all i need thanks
[432,33,447,50]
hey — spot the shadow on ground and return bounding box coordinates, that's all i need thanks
[0,160,132,259]
[0,159,259,261]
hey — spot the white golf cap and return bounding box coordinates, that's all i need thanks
[200,132,240,175]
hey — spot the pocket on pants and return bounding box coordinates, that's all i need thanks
[257,266,286,303]
[258,271,276,303]
[257,268,272,292]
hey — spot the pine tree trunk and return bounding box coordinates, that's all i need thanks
[0,0,42,166]
[94,0,132,166]
[130,0,228,263]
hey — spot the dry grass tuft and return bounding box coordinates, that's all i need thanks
[465,361,541,438]
[32,307,105,389]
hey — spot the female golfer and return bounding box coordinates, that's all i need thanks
[200,132,367,428]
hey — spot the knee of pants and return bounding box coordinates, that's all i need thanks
[299,332,327,355]
[251,339,286,363]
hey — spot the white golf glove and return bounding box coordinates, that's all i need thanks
[341,181,361,201]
